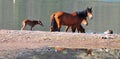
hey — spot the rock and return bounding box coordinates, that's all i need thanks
[104,30,113,34]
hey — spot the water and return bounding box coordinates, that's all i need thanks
[0,0,120,33]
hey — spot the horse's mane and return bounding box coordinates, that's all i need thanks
[76,10,87,18]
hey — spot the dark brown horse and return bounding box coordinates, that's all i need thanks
[50,7,93,33]
[21,18,43,30]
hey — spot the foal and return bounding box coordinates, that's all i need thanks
[21,19,43,30]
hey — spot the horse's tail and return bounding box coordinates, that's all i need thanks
[50,14,58,31]
[50,14,55,26]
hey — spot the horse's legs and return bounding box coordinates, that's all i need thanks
[31,26,34,31]
[79,25,85,33]
[65,26,70,32]
[65,25,76,33]
[50,26,53,32]
[76,25,80,33]
[71,25,76,33]
[21,22,26,30]
[55,18,61,32]
[57,23,61,32]
[31,27,32,30]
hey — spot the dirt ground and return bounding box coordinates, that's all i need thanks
[0,29,120,59]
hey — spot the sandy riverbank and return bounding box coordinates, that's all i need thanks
[0,29,120,59]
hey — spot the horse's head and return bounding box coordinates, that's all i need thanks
[86,7,93,19]
[38,20,44,26]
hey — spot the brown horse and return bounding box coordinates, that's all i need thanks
[50,7,93,32]
[21,18,43,30]
[64,12,87,33]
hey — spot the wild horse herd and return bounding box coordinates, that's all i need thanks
[21,7,93,33]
